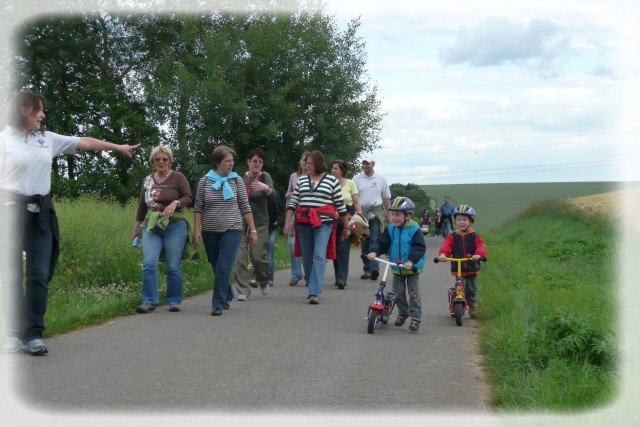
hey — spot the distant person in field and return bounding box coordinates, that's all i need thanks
[0,90,139,355]
[435,208,442,236]
[438,204,487,319]
[420,208,432,235]
[439,195,455,237]
[132,145,193,314]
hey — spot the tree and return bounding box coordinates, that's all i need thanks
[390,183,437,217]
[12,5,384,200]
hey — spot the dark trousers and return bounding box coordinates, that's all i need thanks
[0,211,53,341]
[333,221,352,283]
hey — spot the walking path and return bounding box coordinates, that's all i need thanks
[2,237,495,426]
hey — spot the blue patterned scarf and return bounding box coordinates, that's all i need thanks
[205,170,240,200]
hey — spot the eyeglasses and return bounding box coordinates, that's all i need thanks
[154,157,170,163]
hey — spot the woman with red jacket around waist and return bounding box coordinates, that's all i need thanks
[283,150,350,305]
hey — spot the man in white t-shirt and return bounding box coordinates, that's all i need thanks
[352,158,391,280]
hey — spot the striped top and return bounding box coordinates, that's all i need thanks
[287,173,348,224]
[194,176,252,232]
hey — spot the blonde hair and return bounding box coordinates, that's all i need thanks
[149,145,173,164]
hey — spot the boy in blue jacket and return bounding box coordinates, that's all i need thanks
[367,196,426,332]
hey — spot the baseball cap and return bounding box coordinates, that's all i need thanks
[361,158,375,164]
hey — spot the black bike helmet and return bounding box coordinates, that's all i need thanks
[453,204,476,222]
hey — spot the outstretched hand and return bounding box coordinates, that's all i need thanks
[120,143,141,158]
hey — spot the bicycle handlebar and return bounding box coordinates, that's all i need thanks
[361,254,418,272]
[433,256,488,264]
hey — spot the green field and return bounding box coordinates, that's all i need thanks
[420,181,640,232]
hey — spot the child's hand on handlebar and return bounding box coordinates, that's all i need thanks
[471,254,481,262]
[366,252,377,261]
[438,254,447,262]
[403,260,413,271]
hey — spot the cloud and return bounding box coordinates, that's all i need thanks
[438,16,571,68]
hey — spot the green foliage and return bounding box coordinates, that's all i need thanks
[479,199,617,411]
[420,181,628,233]
[13,8,383,201]
[389,182,435,214]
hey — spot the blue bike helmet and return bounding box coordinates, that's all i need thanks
[389,196,415,215]
[453,204,476,223]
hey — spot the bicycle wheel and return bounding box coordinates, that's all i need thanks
[454,302,464,326]
[367,308,380,334]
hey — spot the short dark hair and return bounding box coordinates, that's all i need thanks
[247,147,266,161]
[307,150,327,174]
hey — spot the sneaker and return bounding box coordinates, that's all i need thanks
[360,273,371,280]
[309,295,319,305]
[2,336,23,353]
[469,306,478,319]
[23,338,48,355]
[237,294,249,301]
[136,303,156,314]
[370,270,379,281]
[335,280,346,289]
[289,279,299,286]
[249,279,258,288]
[394,315,408,327]
[260,284,270,296]
[169,304,181,312]
[223,302,230,310]
[211,308,223,316]
[409,318,421,332]
[268,280,274,287]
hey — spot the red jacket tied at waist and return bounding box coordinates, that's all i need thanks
[294,205,338,259]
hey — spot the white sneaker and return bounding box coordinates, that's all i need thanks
[260,284,270,296]
[2,336,23,353]
[237,294,249,301]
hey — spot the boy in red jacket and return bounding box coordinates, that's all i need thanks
[438,205,487,318]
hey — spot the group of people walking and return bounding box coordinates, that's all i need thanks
[1,89,487,356]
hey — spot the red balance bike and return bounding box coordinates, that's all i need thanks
[433,256,487,326]
[363,255,416,334]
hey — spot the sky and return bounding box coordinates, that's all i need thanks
[321,0,640,184]
[1,1,638,185]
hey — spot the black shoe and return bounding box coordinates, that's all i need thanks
[409,317,421,332]
[223,302,230,310]
[360,273,371,280]
[336,280,346,289]
[394,315,408,327]
[136,303,156,314]
[211,308,223,316]
[370,270,379,281]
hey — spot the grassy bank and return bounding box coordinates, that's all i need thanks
[44,195,290,336]
[479,199,617,411]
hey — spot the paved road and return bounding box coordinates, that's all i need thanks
[7,236,491,417]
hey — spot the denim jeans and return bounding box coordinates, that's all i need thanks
[202,230,242,310]
[296,223,333,296]
[288,234,304,282]
[442,219,452,237]
[0,211,52,341]
[390,273,422,318]
[333,221,352,283]
[141,220,188,305]
[360,216,381,274]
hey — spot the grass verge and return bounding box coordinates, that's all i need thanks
[479,199,617,411]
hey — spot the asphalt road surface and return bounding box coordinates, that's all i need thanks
[7,236,491,418]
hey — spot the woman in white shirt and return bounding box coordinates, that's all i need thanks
[0,90,139,355]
